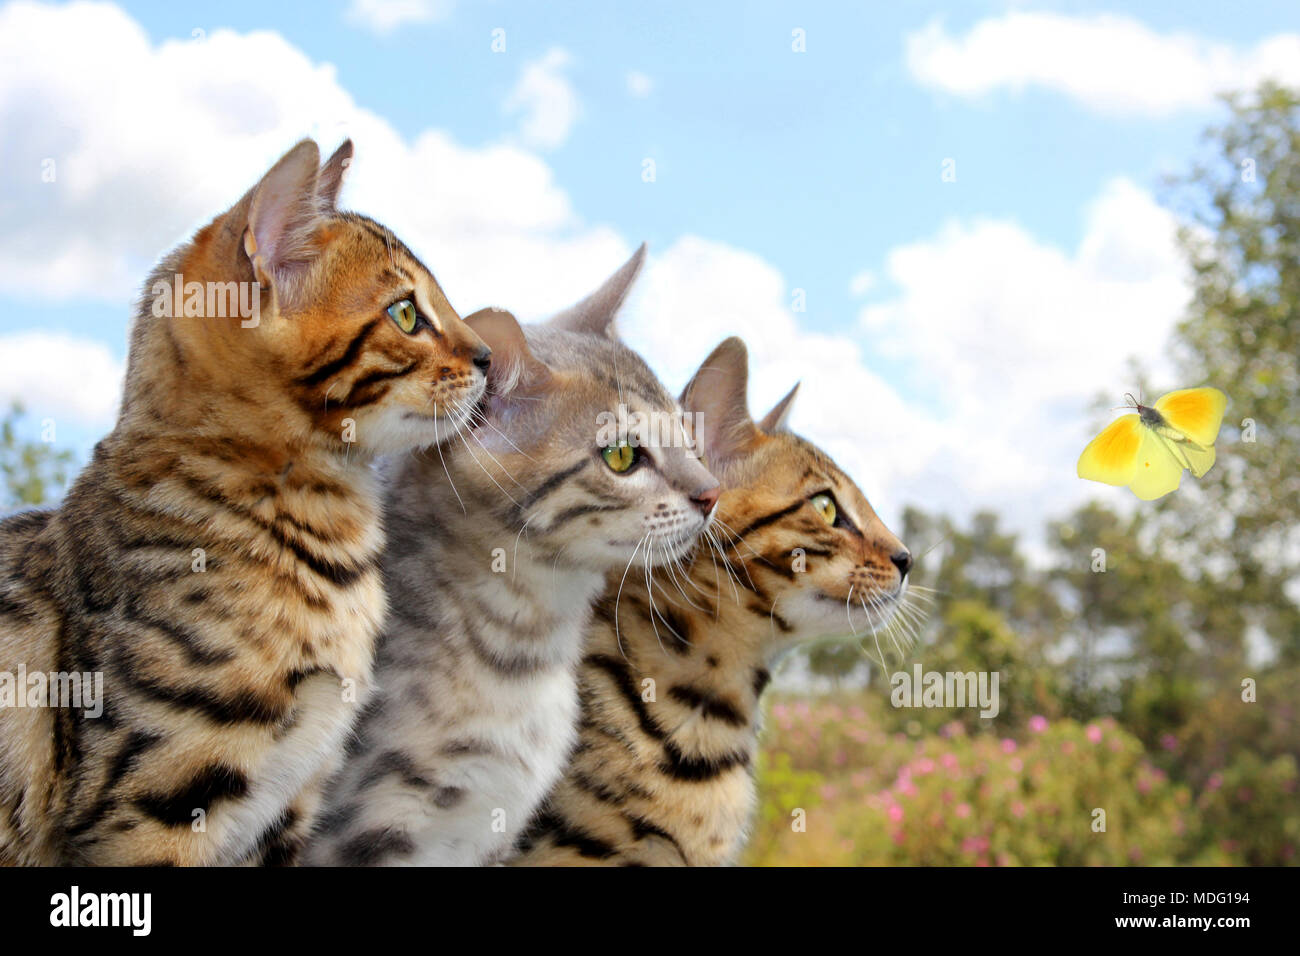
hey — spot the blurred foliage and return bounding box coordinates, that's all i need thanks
[762,84,1299,866]
[1162,81,1300,663]
[1,402,74,509]
[747,702,1195,866]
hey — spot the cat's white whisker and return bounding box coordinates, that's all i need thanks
[472,413,537,463]
[658,536,710,614]
[465,421,528,493]
[708,527,747,606]
[431,405,467,514]
[453,428,522,510]
[511,515,534,585]
[613,534,650,661]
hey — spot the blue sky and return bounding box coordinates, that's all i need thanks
[1,0,1296,541]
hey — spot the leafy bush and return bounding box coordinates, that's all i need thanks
[743,693,1265,866]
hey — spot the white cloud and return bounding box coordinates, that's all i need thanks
[503,48,580,151]
[344,0,453,36]
[0,2,613,314]
[615,179,1190,544]
[848,270,875,296]
[0,332,123,427]
[626,71,654,98]
[856,178,1191,537]
[907,12,1300,115]
[619,237,933,534]
[0,2,1197,547]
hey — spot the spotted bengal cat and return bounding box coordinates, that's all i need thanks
[305,250,720,867]
[0,139,490,865]
[509,337,912,866]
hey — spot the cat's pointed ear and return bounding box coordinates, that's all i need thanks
[680,337,761,466]
[244,139,326,304]
[316,139,354,209]
[758,382,799,433]
[464,308,553,398]
[547,243,647,338]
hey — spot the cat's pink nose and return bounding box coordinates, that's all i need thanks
[691,483,720,516]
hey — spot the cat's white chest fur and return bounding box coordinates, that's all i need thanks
[409,663,580,866]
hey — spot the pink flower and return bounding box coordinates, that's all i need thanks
[956,802,972,819]
[941,753,960,771]
[1086,724,1103,744]
[961,835,989,855]
[888,804,904,823]
[891,829,906,846]
[1000,738,1017,754]
[1137,777,1151,794]
[915,758,936,775]
[1029,715,1048,733]
[1009,757,1023,773]
[1011,801,1026,818]
[848,706,866,722]
[1161,733,1178,751]
[820,784,838,801]
[1062,741,1075,755]
[833,749,848,767]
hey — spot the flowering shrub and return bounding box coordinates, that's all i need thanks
[744,692,1286,866]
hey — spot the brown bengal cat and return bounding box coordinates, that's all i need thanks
[0,139,491,865]
[509,337,913,866]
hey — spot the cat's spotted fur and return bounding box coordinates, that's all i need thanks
[509,338,910,866]
[305,250,720,866]
[0,140,489,865]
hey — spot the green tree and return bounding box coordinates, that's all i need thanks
[1,403,74,508]
[1164,81,1300,665]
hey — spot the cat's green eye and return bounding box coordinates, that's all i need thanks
[810,493,837,525]
[602,442,638,474]
[387,299,419,334]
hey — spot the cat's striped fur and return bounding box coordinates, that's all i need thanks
[305,250,720,866]
[510,338,911,866]
[0,140,490,865]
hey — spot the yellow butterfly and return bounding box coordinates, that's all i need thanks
[1077,387,1227,500]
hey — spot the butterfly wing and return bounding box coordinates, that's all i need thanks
[1179,441,1216,478]
[1153,387,1226,447]
[1157,431,1217,478]
[1077,415,1142,486]
[1128,427,1184,500]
